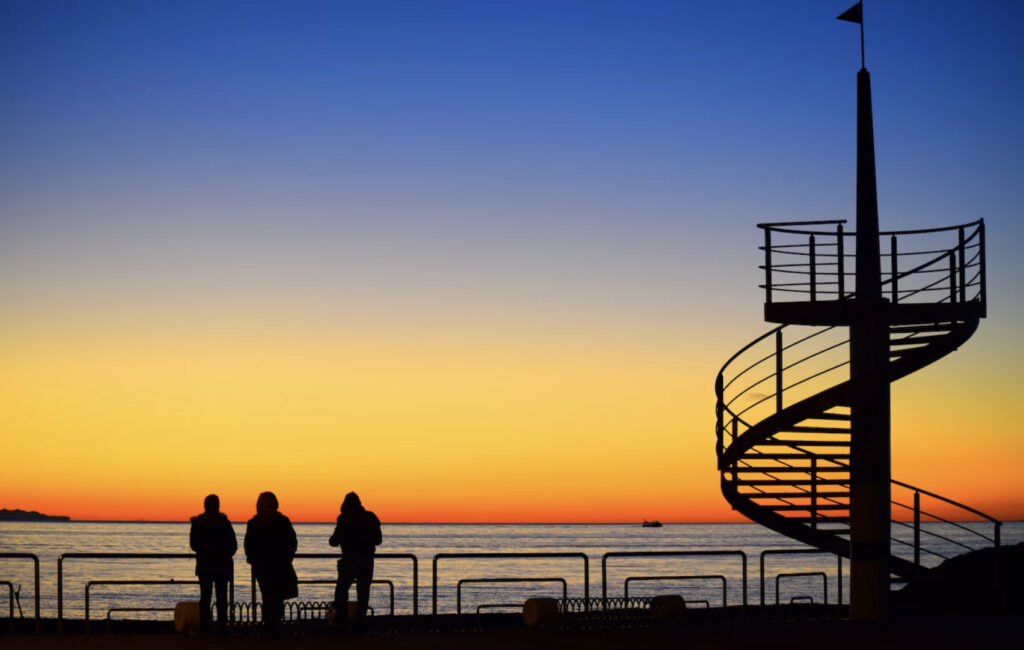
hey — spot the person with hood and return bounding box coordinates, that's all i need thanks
[329,492,382,632]
[244,491,297,638]
[189,494,237,636]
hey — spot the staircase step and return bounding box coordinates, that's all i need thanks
[783,516,851,523]
[811,412,851,421]
[783,425,850,434]
[739,453,850,460]
[744,491,849,499]
[732,466,849,474]
[889,323,953,334]
[769,504,850,511]
[761,440,850,447]
[890,332,951,344]
[732,479,850,486]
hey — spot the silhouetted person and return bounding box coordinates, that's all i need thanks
[329,492,381,633]
[244,492,297,638]
[189,494,237,636]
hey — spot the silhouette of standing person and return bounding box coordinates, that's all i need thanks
[329,492,382,633]
[189,494,237,636]
[244,491,297,638]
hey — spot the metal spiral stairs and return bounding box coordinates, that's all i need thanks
[715,219,998,579]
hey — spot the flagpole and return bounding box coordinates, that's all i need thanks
[860,4,866,69]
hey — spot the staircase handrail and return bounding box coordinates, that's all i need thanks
[891,479,1001,525]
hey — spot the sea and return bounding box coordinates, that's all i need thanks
[1,521,1019,621]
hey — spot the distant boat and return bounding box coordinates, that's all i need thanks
[642,520,662,528]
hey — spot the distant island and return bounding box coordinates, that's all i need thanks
[0,508,70,522]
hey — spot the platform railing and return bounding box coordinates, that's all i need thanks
[757,219,985,310]
[0,553,40,632]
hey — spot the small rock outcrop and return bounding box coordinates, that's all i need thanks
[894,542,1024,614]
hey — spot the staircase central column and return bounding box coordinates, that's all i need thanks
[848,65,892,620]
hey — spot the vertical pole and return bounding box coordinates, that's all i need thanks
[57,557,63,633]
[810,234,817,301]
[837,224,846,299]
[811,457,819,529]
[764,227,773,304]
[838,555,844,607]
[949,253,957,303]
[958,227,966,303]
[890,235,898,303]
[913,491,921,567]
[251,566,257,614]
[848,65,891,621]
[979,221,987,312]
[775,329,784,413]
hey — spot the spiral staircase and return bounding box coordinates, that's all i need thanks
[715,219,998,579]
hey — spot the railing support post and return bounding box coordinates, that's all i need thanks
[890,234,898,303]
[838,555,843,607]
[979,221,987,312]
[811,457,818,529]
[948,252,957,303]
[809,234,817,301]
[837,224,846,298]
[913,490,921,568]
[764,227,773,304]
[958,226,967,303]
[775,329,784,413]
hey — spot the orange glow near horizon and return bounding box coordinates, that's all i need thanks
[1,314,741,523]
[3,311,1022,524]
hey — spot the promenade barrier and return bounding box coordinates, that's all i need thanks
[254,553,417,615]
[601,551,748,608]
[759,548,844,606]
[29,546,870,631]
[0,552,40,632]
[623,574,727,607]
[776,571,828,606]
[432,553,589,615]
[456,577,567,615]
[57,553,226,633]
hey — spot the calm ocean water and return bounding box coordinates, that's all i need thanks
[1,521,1019,620]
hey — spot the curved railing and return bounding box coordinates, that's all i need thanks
[716,324,849,464]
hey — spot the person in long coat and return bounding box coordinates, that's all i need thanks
[329,492,382,632]
[189,494,237,636]
[244,491,297,638]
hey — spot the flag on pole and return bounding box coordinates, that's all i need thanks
[837,2,862,24]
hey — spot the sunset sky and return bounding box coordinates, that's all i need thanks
[2,1,1022,523]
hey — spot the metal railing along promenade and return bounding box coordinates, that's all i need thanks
[601,551,748,607]
[432,552,589,615]
[254,553,419,615]
[0,553,40,632]
[16,539,1012,633]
